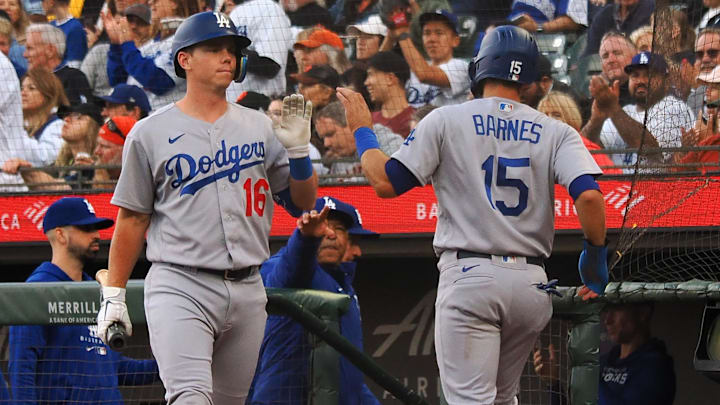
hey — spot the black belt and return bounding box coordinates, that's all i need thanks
[197,266,259,281]
[457,250,544,267]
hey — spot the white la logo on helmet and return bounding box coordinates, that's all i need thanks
[213,12,231,29]
[354,209,363,225]
[83,199,96,214]
[323,196,337,210]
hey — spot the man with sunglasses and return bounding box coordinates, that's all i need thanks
[89,116,136,189]
[687,27,720,116]
[8,197,159,403]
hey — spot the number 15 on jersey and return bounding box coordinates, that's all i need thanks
[481,155,530,217]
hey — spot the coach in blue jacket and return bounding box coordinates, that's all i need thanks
[9,197,159,404]
[249,196,381,405]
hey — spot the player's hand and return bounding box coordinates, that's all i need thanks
[577,239,609,296]
[97,286,132,345]
[533,343,559,383]
[274,94,312,158]
[297,205,330,238]
[577,285,600,301]
[336,87,373,132]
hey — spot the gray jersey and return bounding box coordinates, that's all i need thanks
[112,103,290,269]
[392,97,601,258]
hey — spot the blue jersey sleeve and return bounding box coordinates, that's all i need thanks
[385,158,421,196]
[63,19,88,63]
[273,187,304,218]
[120,41,175,95]
[260,229,321,288]
[107,44,129,85]
[8,325,47,402]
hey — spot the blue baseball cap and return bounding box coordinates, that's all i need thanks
[42,197,114,233]
[419,9,459,34]
[624,52,668,75]
[313,196,379,238]
[99,84,151,114]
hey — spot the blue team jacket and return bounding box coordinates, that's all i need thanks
[249,229,380,405]
[50,18,87,65]
[599,338,675,405]
[8,262,159,404]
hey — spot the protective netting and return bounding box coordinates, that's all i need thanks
[518,318,572,405]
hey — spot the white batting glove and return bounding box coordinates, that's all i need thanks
[274,94,313,158]
[97,286,132,345]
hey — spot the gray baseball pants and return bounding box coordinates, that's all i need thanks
[145,263,267,404]
[435,251,553,405]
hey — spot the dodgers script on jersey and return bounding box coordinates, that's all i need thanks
[392,97,601,258]
[111,103,291,269]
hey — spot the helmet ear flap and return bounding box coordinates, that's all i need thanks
[468,59,476,82]
[235,54,248,83]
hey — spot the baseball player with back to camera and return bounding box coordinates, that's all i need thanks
[95,11,318,405]
[337,26,609,405]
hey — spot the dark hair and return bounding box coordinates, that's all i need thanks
[368,51,410,85]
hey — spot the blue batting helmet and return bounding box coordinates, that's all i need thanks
[468,26,539,96]
[171,11,251,82]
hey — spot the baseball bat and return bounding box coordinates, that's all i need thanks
[95,269,128,350]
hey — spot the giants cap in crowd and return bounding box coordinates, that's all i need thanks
[99,116,137,146]
[57,103,104,125]
[294,28,344,50]
[292,64,340,88]
[123,4,151,25]
[419,9,458,33]
[314,196,379,237]
[347,14,388,37]
[42,197,114,233]
[698,65,720,84]
[624,52,669,75]
[99,84,151,114]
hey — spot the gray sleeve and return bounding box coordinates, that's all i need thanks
[265,123,291,193]
[111,134,155,214]
[554,125,602,189]
[390,109,443,185]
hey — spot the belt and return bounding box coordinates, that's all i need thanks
[457,250,544,267]
[196,266,259,281]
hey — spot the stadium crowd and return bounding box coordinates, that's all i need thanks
[0,0,719,192]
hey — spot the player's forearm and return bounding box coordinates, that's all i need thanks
[361,149,397,198]
[108,208,150,288]
[398,36,451,87]
[289,173,318,210]
[574,190,606,245]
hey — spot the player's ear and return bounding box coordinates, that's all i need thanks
[177,50,192,74]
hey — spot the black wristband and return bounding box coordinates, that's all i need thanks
[397,32,411,42]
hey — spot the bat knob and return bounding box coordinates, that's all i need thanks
[107,323,127,350]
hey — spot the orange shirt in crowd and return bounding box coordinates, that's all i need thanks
[583,137,622,174]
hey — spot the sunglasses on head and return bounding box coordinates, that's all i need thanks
[696,49,720,60]
[106,119,126,140]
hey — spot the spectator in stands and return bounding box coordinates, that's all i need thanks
[104,0,199,110]
[290,25,319,79]
[42,0,86,67]
[365,51,414,138]
[698,0,720,32]
[294,64,340,112]
[591,52,693,172]
[538,91,620,174]
[9,197,159,403]
[18,116,135,190]
[509,0,588,33]
[0,14,27,77]
[687,27,720,116]
[249,196,381,405]
[4,102,103,188]
[24,23,93,104]
[520,54,555,109]
[397,10,471,108]
[583,0,654,57]
[99,83,150,120]
[0,0,29,45]
[294,27,352,75]
[630,25,653,52]
[226,0,292,100]
[0,51,28,191]
[314,101,402,177]
[534,302,675,405]
[408,103,436,130]
[347,14,387,61]
[653,5,695,61]
[281,0,332,28]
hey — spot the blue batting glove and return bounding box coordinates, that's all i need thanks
[578,239,609,295]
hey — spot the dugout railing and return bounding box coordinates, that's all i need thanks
[2,281,716,404]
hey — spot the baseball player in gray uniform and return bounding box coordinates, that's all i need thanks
[95,12,318,405]
[337,26,609,404]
